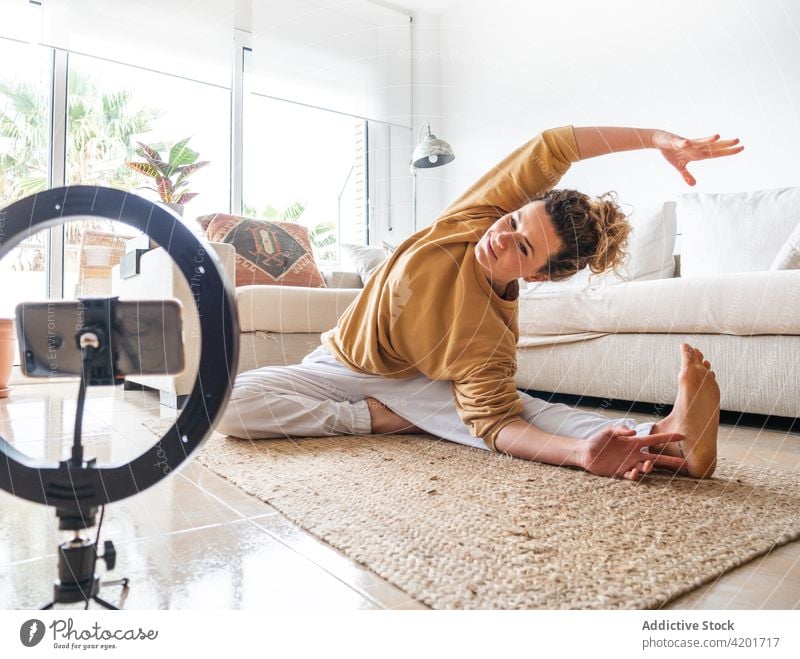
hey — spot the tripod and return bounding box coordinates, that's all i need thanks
[40,317,130,610]
[40,506,130,611]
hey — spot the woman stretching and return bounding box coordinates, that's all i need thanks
[217,125,743,481]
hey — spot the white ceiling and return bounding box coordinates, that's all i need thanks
[376,0,462,16]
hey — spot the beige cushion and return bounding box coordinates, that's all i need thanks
[519,270,800,337]
[770,221,800,270]
[522,201,677,296]
[341,243,388,285]
[678,187,800,276]
[237,285,360,332]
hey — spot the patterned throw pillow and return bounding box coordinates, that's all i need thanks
[195,214,215,234]
[203,213,326,288]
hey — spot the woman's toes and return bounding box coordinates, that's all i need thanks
[703,360,710,369]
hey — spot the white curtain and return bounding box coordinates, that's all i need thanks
[36,0,234,87]
[252,0,412,126]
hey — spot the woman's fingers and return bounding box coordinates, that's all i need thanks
[707,138,739,149]
[703,145,745,159]
[642,451,686,472]
[687,134,721,145]
[623,467,640,481]
[638,432,685,449]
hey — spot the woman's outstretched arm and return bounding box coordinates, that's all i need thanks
[572,126,744,186]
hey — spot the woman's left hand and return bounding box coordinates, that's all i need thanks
[651,131,744,186]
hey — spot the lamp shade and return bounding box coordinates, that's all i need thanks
[411,123,454,169]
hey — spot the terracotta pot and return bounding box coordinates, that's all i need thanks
[0,318,14,396]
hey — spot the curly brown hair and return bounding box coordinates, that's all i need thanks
[537,189,631,282]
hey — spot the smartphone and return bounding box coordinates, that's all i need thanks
[16,298,185,382]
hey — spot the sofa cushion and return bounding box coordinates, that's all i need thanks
[678,187,800,277]
[518,270,800,337]
[203,213,326,288]
[237,285,360,333]
[342,243,387,285]
[770,220,800,270]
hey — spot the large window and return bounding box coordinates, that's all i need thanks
[243,51,412,267]
[0,38,52,316]
[242,89,366,266]
[62,54,231,296]
[1,5,412,308]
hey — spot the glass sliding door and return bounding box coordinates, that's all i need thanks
[63,54,231,297]
[0,38,52,317]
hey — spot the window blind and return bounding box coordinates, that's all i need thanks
[251,0,412,127]
[37,0,234,87]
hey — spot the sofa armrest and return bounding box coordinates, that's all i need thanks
[208,241,237,288]
[132,241,236,290]
[237,285,361,332]
[323,270,363,288]
[113,241,237,396]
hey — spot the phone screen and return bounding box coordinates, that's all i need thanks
[17,299,185,380]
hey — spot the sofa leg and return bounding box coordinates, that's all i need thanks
[159,390,189,409]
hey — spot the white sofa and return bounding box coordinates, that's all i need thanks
[124,187,800,419]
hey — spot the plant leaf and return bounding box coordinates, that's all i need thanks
[136,141,161,161]
[176,191,198,205]
[126,161,161,178]
[155,175,174,202]
[174,160,210,186]
[167,137,198,174]
[280,201,307,221]
[135,150,169,173]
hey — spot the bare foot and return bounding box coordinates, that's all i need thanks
[366,397,426,435]
[651,344,720,478]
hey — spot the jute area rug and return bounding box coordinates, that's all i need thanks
[145,421,800,609]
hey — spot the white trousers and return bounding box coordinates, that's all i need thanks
[216,345,655,450]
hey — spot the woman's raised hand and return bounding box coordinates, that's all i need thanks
[651,130,744,186]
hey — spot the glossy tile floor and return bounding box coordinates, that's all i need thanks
[0,382,798,610]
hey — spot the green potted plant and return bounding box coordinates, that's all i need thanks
[126,137,209,216]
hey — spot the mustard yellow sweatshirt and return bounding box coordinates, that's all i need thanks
[324,126,580,450]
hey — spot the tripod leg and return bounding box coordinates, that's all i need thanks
[101,577,129,588]
[93,595,120,610]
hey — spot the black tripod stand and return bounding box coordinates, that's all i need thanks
[41,506,130,610]
[40,318,130,610]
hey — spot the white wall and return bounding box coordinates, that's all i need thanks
[407,11,447,235]
[435,0,800,224]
